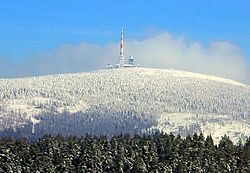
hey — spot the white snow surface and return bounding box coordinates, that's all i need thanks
[0,68,249,143]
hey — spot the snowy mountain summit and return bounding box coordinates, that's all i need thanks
[0,68,249,143]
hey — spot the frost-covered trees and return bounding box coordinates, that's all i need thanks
[0,68,249,140]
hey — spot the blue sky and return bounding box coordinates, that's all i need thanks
[0,0,249,82]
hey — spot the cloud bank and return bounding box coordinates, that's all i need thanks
[0,32,249,84]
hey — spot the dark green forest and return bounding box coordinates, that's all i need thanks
[0,133,250,172]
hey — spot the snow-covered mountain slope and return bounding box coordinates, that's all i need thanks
[0,68,249,143]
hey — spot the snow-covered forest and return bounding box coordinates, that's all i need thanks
[0,68,249,142]
[1,133,250,172]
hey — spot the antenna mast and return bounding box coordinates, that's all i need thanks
[119,27,125,67]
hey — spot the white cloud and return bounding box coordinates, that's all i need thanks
[126,33,249,83]
[0,31,249,84]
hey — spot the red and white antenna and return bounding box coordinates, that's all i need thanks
[119,27,125,67]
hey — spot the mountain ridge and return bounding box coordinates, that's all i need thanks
[0,68,249,143]
[0,67,247,87]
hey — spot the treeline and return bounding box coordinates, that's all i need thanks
[0,133,250,172]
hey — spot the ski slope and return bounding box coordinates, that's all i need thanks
[0,68,249,142]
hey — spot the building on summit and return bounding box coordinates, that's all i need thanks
[107,28,140,69]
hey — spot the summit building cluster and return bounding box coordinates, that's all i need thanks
[107,28,140,69]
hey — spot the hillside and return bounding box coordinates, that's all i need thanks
[0,68,249,142]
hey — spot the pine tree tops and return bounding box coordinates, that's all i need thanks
[1,133,250,172]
